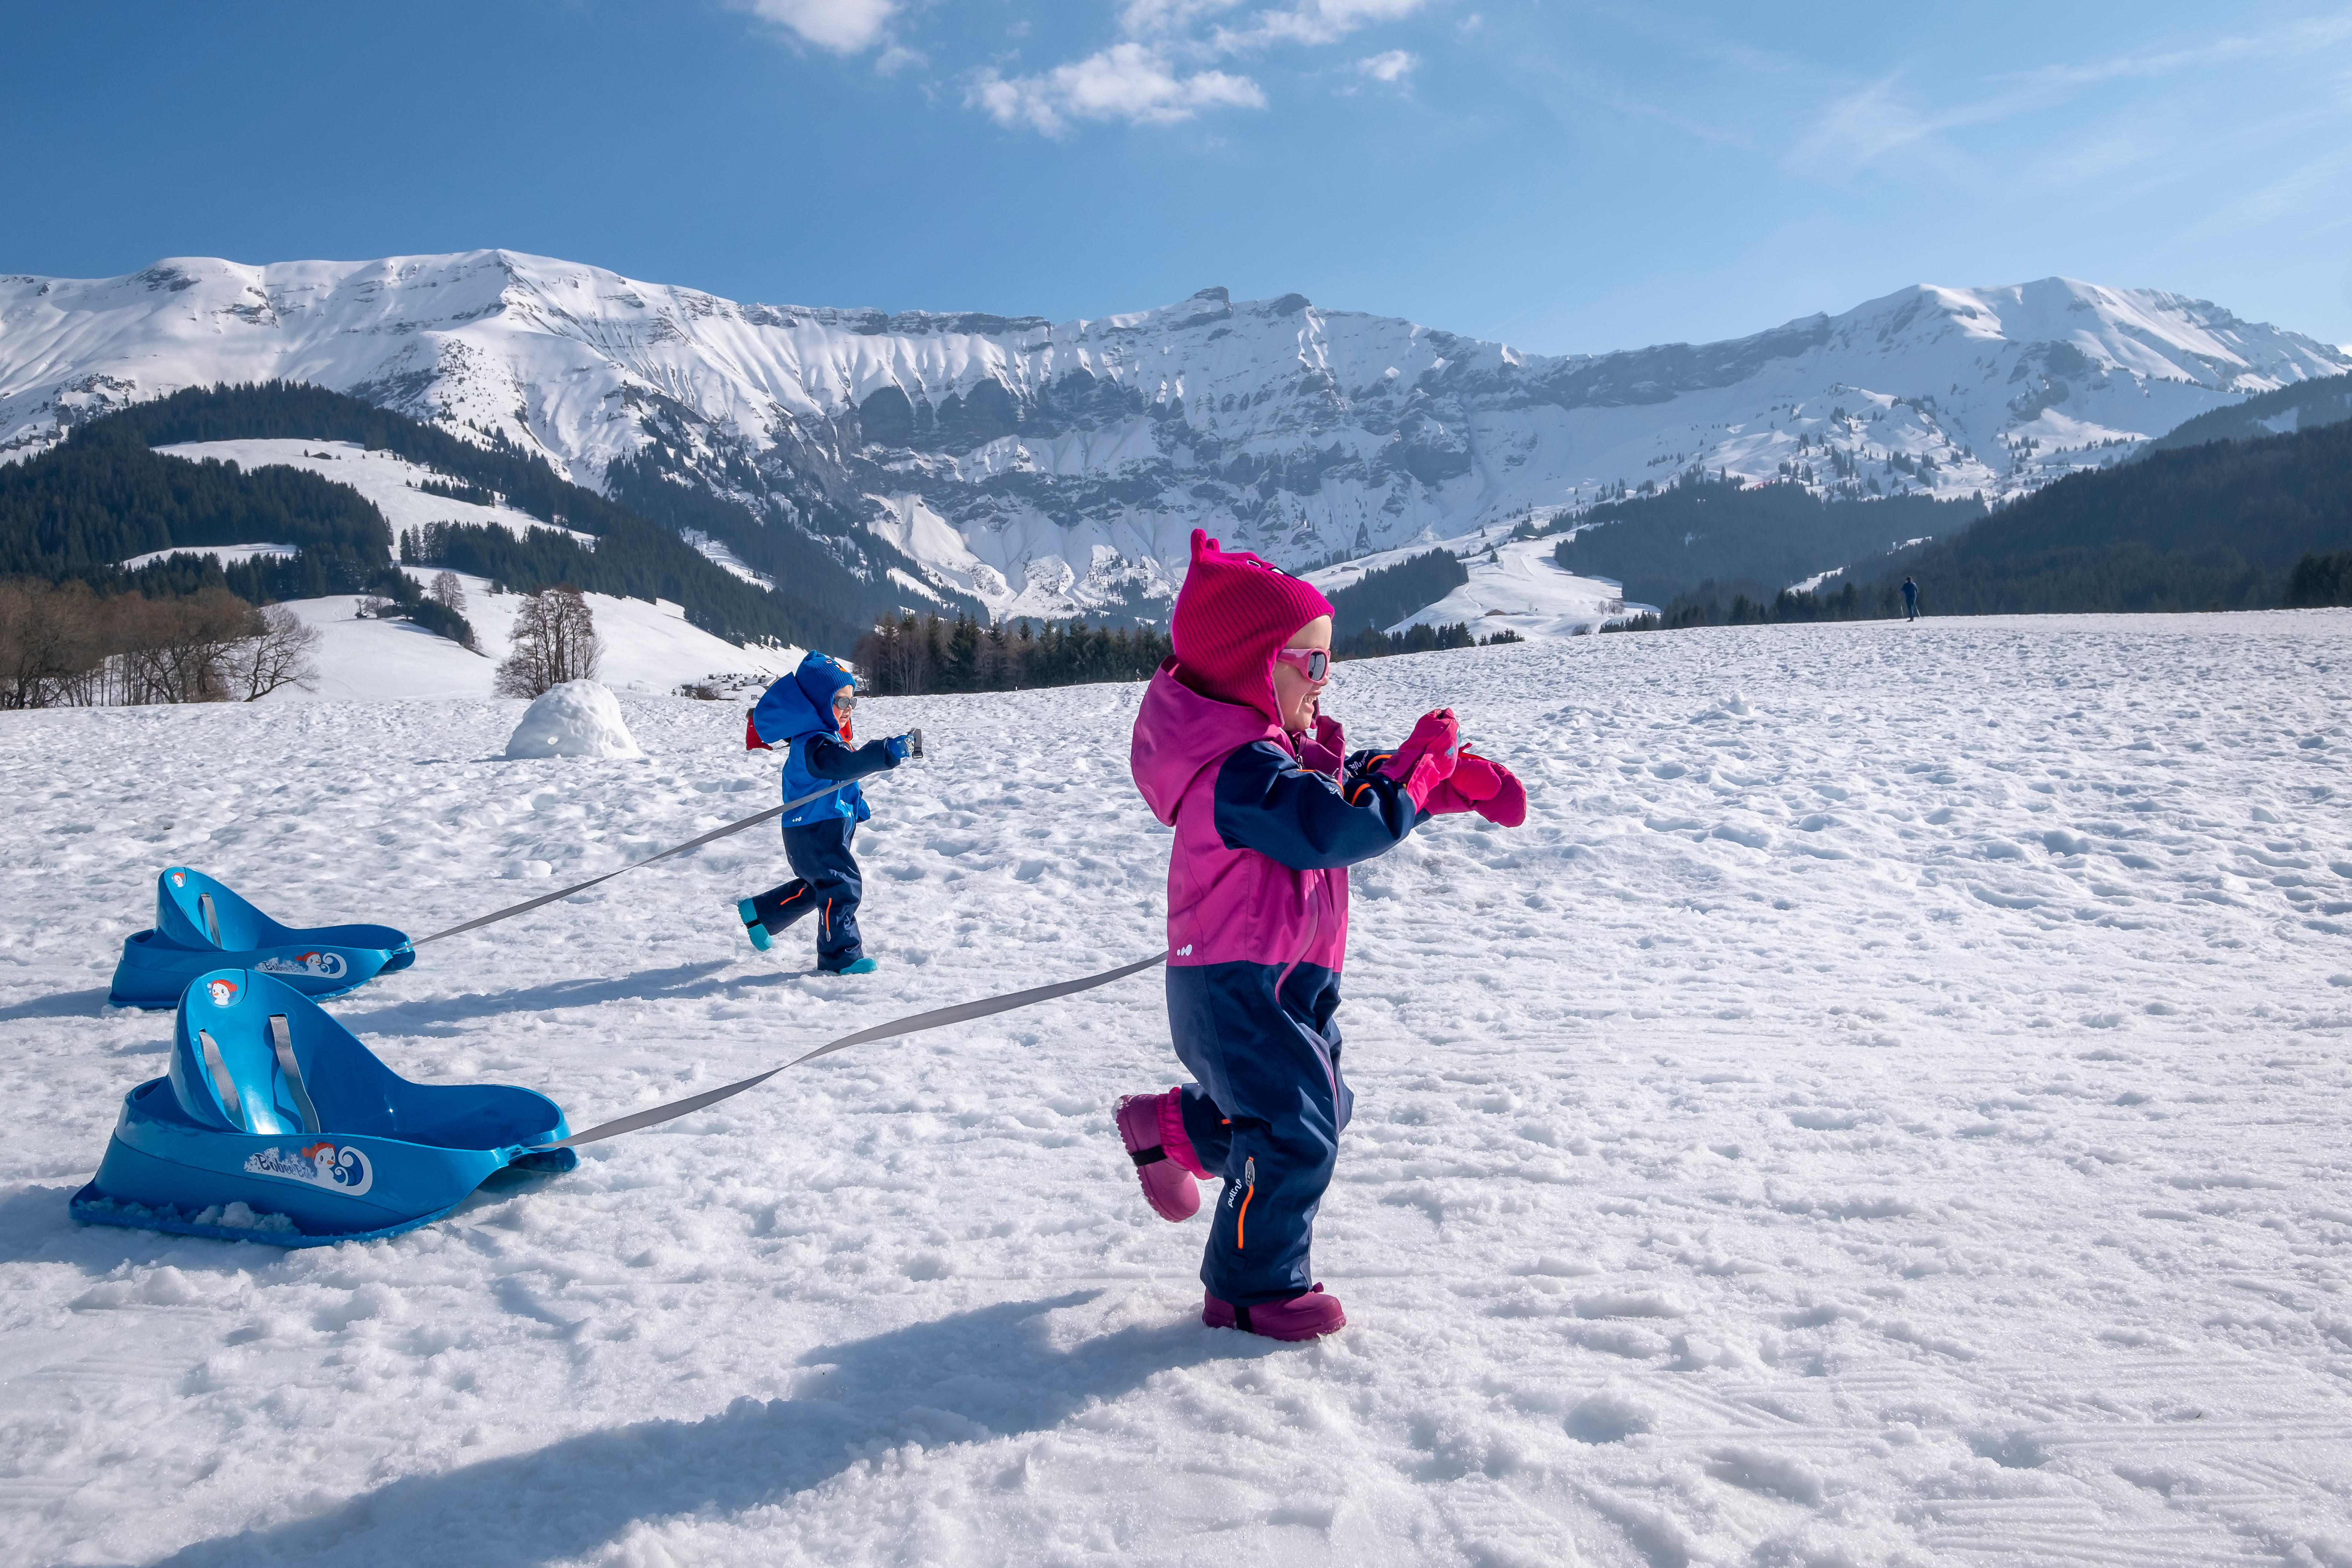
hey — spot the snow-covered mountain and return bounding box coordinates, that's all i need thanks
[3,252,2345,622]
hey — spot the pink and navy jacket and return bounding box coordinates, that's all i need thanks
[1132,660,1421,974]
[1131,658,1424,1302]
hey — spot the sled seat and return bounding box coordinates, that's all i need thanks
[108,867,414,1010]
[72,969,572,1247]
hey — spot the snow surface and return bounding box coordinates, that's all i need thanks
[504,682,645,760]
[6,255,2347,622]
[5,615,2352,1565]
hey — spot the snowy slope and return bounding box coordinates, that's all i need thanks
[5,615,2352,1565]
[4,254,2346,625]
[1309,529,1640,637]
[151,439,603,551]
[111,443,793,697]
[260,573,799,703]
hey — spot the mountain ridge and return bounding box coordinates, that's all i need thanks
[4,253,2345,624]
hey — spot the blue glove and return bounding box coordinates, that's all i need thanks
[884,733,911,763]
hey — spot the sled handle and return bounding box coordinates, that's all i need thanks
[197,1029,246,1130]
[199,893,222,947]
[269,1014,322,1136]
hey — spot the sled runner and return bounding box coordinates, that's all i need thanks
[70,968,574,1247]
[108,867,414,1010]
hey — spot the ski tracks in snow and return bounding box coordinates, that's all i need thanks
[2,613,2351,1566]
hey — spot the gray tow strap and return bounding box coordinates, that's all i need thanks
[417,779,879,947]
[536,950,1168,1150]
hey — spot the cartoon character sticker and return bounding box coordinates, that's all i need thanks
[206,978,239,1007]
[256,951,348,981]
[170,871,187,888]
[244,1142,373,1196]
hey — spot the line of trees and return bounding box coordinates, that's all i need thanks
[0,577,321,709]
[1325,548,1470,637]
[854,613,1173,694]
[2284,548,2352,608]
[1337,621,1524,657]
[851,608,1525,696]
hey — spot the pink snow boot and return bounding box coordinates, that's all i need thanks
[1203,1283,1347,1341]
[1115,1089,1205,1222]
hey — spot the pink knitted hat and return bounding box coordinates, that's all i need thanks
[1169,528,1334,722]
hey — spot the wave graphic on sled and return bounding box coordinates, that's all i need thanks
[108,867,414,1009]
[72,969,574,1247]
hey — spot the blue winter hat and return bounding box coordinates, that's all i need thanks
[793,652,855,714]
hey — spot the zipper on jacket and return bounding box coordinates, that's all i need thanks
[1275,870,1321,998]
[1236,1155,1256,1249]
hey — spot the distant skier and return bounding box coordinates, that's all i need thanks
[1901,576,1920,622]
[1116,530,1528,1341]
[735,652,913,975]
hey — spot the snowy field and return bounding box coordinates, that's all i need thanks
[4,613,2352,1566]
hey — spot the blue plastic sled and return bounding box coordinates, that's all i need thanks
[71,968,575,1247]
[108,867,414,1010]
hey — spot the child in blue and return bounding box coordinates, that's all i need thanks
[737,652,913,974]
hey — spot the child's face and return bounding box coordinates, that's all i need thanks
[1272,616,1332,733]
[832,688,855,727]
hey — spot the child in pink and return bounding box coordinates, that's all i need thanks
[1119,530,1526,1340]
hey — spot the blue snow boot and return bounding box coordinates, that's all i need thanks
[737,899,772,952]
[837,957,878,975]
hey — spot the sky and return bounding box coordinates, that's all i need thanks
[4,0,2350,356]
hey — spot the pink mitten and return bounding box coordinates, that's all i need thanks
[1464,750,1527,827]
[1419,753,1527,824]
[1379,707,1456,776]
[1377,709,1458,810]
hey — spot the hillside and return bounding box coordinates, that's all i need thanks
[1551,482,1983,610]
[1844,416,2352,615]
[2143,371,2352,453]
[0,383,962,650]
[3,254,2344,624]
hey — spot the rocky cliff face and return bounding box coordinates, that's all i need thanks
[3,253,2344,621]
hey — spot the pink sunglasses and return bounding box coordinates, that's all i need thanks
[1275,648,1331,682]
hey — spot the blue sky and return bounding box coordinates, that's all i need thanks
[6,0,2350,354]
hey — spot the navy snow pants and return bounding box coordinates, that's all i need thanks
[1165,960,1352,1308]
[747,818,865,972]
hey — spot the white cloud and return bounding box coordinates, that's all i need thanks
[1214,0,1426,51]
[1118,0,1249,37]
[970,42,1267,136]
[739,0,896,54]
[1357,48,1415,82]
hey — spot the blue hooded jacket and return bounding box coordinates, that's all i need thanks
[751,652,899,827]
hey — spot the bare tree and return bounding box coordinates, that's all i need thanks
[429,571,467,614]
[494,584,602,698]
[118,588,254,704]
[227,604,323,701]
[0,578,105,709]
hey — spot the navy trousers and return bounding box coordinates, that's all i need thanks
[747,818,864,971]
[1165,960,1351,1308]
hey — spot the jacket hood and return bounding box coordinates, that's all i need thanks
[754,651,856,744]
[1131,659,1285,825]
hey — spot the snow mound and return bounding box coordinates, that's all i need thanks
[503,681,644,760]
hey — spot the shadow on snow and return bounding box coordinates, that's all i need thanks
[151,1292,1256,1567]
